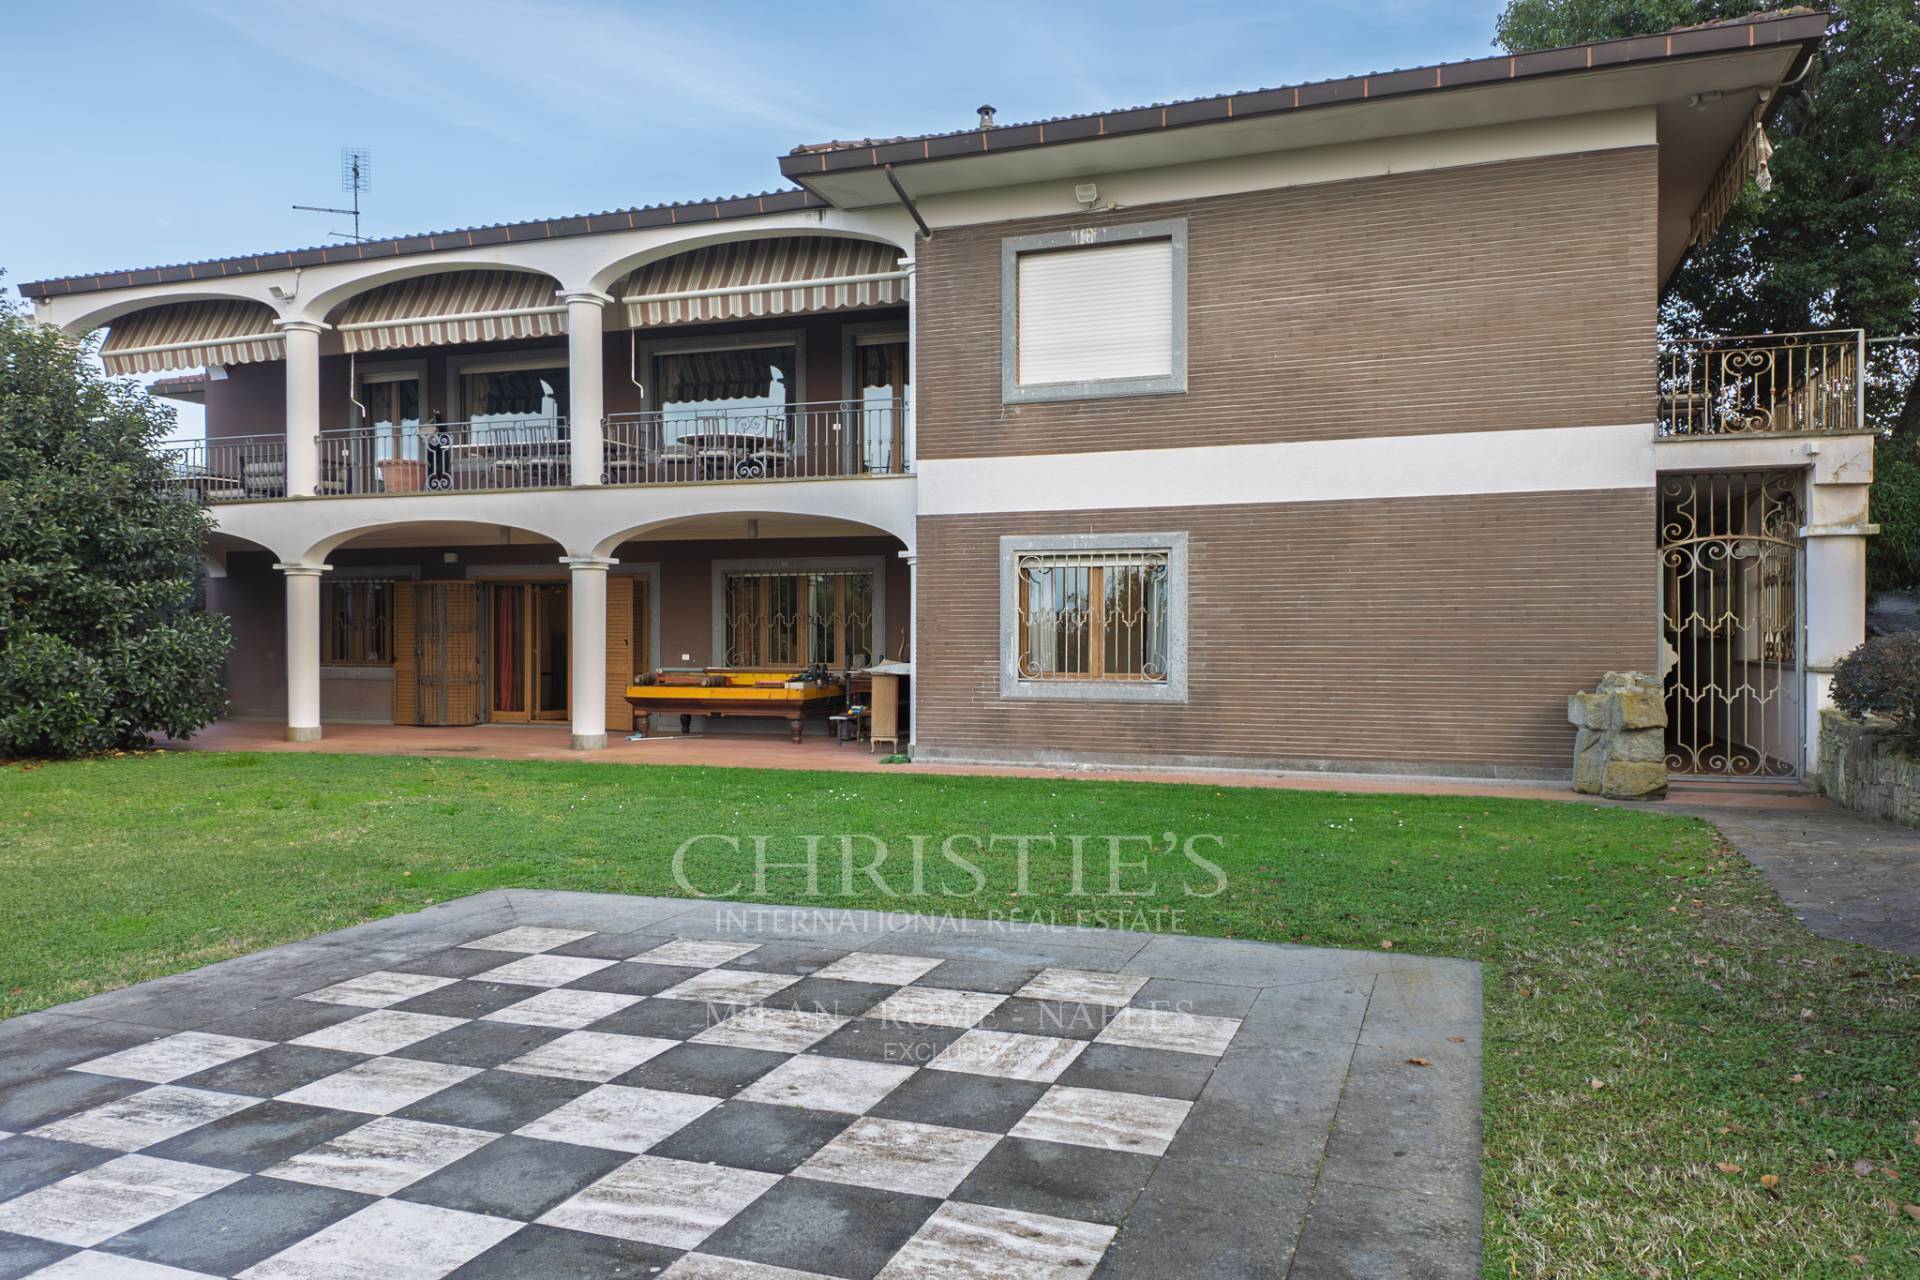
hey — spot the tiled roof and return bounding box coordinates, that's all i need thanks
[18,188,824,300]
[777,8,1826,178]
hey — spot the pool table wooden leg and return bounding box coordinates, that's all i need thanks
[680,714,693,735]
[790,716,805,744]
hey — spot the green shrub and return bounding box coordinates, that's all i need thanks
[1868,444,1920,597]
[1830,632,1920,754]
[0,285,232,759]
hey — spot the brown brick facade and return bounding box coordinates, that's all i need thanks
[914,488,1656,773]
[915,147,1658,459]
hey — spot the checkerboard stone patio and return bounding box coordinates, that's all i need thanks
[0,892,1482,1278]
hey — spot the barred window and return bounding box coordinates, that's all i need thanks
[1016,551,1169,683]
[322,581,394,666]
[724,570,876,669]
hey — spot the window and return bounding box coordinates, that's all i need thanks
[1002,219,1187,403]
[322,580,394,666]
[1000,534,1187,702]
[655,345,795,445]
[852,334,908,473]
[460,366,568,431]
[723,569,876,669]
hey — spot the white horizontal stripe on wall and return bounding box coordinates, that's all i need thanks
[917,423,1656,516]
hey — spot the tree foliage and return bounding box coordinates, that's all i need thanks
[0,282,231,758]
[1497,0,1920,434]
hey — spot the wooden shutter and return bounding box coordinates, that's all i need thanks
[604,579,634,733]
[442,584,485,726]
[1016,240,1173,386]
[393,582,418,725]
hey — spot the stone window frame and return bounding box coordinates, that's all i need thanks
[999,532,1189,704]
[1000,218,1189,404]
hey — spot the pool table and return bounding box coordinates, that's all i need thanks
[625,668,846,742]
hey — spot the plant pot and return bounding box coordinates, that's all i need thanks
[379,459,426,494]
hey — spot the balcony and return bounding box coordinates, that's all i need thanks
[604,400,908,485]
[158,433,287,503]
[1659,329,1866,437]
[319,419,573,494]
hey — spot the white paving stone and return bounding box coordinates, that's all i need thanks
[795,1117,999,1198]
[862,987,1006,1029]
[735,1055,914,1114]
[808,954,942,986]
[277,1057,478,1115]
[661,1257,837,1280]
[654,969,798,1006]
[499,1030,677,1082]
[459,926,596,953]
[1009,1085,1192,1156]
[471,954,616,988]
[1013,970,1150,1008]
[0,1155,241,1248]
[30,1087,257,1153]
[927,1031,1087,1083]
[24,1252,224,1278]
[71,1033,272,1084]
[876,1201,1114,1279]
[262,1116,497,1195]
[288,1009,466,1055]
[515,1084,718,1153]
[629,939,761,968]
[237,1198,521,1280]
[691,1007,847,1053]
[298,971,457,1009]
[480,988,642,1029]
[538,1154,778,1249]
[1094,1006,1242,1057]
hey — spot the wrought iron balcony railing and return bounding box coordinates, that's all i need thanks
[1659,329,1866,437]
[156,433,288,502]
[318,419,572,494]
[603,399,909,485]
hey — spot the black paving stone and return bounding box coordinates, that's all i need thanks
[445,1223,683,1278]
[700,1176,941,1280]
[646,1100,852,1175]
[393,1069,597,1133]
[868,1070,1049,1134]
[1055,1042,1219,1101]
[175,1044,368,1098]
[613,1043,789,1098]
[397,1135,629,1221]
[142,1100,367,1174]
[392,1020,566,1069]
[96,1176,374,1275]
[954,1135,1156,1225]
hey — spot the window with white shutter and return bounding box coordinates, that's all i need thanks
[1001,219,1187,403]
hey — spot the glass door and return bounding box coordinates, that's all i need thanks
[489,585,529,721]
[488,582,569,723]
[532,583,570,721]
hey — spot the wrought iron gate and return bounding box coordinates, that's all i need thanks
[1659,471,1804,779]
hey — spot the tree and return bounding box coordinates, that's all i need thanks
[1496,0,1920,434]
[0,278,232,758]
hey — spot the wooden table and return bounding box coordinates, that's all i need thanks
[625,668,845,743]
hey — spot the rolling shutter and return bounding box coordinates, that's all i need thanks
[392,583,417,726]
[1016,240,1173,387]
[604,580,634,734]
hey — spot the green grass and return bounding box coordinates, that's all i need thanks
[1,750,1916,1277]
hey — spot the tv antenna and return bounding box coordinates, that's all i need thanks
[293,147,372,242]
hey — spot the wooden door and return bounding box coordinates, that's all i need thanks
[604,577,650,733]
[408,582,485,726]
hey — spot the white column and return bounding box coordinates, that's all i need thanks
[902,549,919,752]
[276,321,328,497]
[1802,455,1874,770]
[274,562,330,742]
[564,555,616,749]
[902,249,917,473]
[560,291,611,486]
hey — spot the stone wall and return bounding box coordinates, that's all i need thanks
[1569,672,1668,799]
[1816,708,1920,827]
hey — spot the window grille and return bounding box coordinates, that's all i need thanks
[1016,550,1169,683]
[723,570,876,669]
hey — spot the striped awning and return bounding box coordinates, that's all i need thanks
[615,237,905,329]
[100,301,283,375]
[334,271,566,353]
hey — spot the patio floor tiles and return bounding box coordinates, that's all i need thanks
[0,892,1484,1277]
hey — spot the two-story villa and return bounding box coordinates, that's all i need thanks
[21,10,1869,782]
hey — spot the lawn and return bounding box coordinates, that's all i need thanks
[1,750,1916,1277]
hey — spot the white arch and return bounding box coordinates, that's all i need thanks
[587,479,917,559]
[301,259,566,327]
[586,225,913,297]
[55,288,284,337]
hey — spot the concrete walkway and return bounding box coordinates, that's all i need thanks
[1670,800,1920,957]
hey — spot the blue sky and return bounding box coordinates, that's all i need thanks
[4,0,1508,294]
